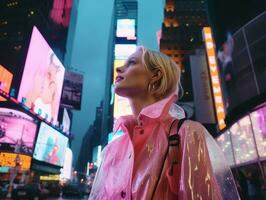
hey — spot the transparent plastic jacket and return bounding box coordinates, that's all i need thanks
[89,94,239,200]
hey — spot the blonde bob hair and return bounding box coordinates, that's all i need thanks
[138,46,181,99]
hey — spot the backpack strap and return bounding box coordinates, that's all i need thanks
[151,118,186,199]
[168,118,186,146]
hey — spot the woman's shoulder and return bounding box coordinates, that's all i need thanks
[182,120,206,131]
[179,120,209,139]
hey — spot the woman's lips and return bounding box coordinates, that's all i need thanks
[115,76,124,83]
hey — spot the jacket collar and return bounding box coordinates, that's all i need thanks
[138,93,177,120]
[113,93,185,134]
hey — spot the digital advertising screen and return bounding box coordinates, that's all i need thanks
[216,13,266,119]
[0,152,31,171]
[114,44,137,60]
[62,108,70,134]
[112,60,132,121]
[0,108,37,154]
[33,122,68,167]
[60,147,72,180]
[116,19,136,38]
[17,26,65,123]
[0,65,13,101]
[60,70,83,110]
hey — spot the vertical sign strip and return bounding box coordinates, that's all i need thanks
[203,27,226,130]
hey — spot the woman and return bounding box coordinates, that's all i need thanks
[89,46,238,199]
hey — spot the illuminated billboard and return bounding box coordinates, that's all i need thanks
[203,27,226,130]
[62,108,71,134]
[216,104,266,166]
[17,26,65,123]
[115,44,137,60]
[0,65,13,101]
[0,108,37,154]
[61,70,83,110]
[116,19,136,38]
[113,60,132,120]
[33,122,68,167]
[214,13,266,119]
[60,147,72,180]
[0,152,31,170]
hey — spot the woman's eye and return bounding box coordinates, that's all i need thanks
[128,60,136,65]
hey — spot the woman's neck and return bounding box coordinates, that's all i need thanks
[129,95,157,117]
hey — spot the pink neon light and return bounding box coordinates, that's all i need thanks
[50,0,72,27]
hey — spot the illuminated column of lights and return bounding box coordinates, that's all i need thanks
[113,19,137,122]
[203,27,226,130]
[113,59,134,120]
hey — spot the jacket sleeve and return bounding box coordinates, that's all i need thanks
[178,121,223,200]
[88,147,107,200]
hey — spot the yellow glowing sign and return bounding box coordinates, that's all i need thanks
[113,60,132,119]
[0,65,13,101]
[203,27,226,130]
[0,152,31,170]
[113,60,125,82]
[40,175,60,181]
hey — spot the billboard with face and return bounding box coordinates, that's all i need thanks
[17,26,65,123]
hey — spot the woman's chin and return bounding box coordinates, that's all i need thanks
[114,87,128,97]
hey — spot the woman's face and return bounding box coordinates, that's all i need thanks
[114,49,153,98]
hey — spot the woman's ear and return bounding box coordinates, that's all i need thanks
[151,69,163,83]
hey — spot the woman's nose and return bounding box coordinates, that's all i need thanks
[116,65,125,73]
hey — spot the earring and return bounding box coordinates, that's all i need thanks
[148,83,155,93]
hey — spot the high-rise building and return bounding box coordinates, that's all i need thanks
[160,0,208,67]
[100,0,138,145]
[76,102,104,173]
[160,0,209,107]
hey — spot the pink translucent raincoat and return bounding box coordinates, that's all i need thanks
[89,94,239,200]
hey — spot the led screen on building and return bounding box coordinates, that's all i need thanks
[33,122,68,167]
[113,60,132,121]
[216,13,266,118]
[17,26,65,123]
[0,65,13,101]
[60,147,72,180]
[115,44,136,60]
[116,19,136,38]
[62,108,71,134]
[61,70,83,110]
[0,152,31,170]
[0,108,37,155]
